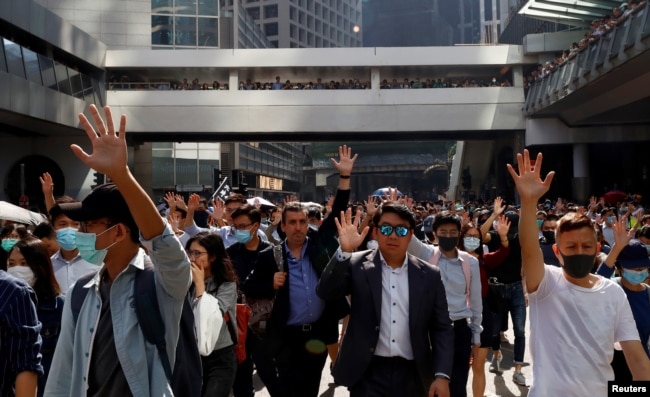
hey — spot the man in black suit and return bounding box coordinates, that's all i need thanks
[317,203,453,397]
[244,145,356,397]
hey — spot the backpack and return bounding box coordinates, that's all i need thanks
[70,257,202,397]
[223,303,252,364]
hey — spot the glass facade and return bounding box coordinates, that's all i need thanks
[152,0,220,48]
[151,142,221,196]
[0,36,102,105]
[237,2,276,48]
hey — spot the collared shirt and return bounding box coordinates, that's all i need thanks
[51,250,98,295]
[185,222,267,248]
[408,238,483,344]
[0,271,43,397]
[45,222,192,397]
[374,252,414,360]
[286,239,325,325]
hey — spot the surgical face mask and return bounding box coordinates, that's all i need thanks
[308,224,319,232]
[622,268,649,285]
[437,236,459,252]
[542,230,556,242]
[56,227,78,251]
[536,219,543,228]
[7,266,36,287]
[75,225,118,265]
[234,229,253,244]
[261,217,269,224]
[560,253,595,278]
[463,237,481,252]
[607,216,616,224]
[1,238,18,252]
[366,239,378,250]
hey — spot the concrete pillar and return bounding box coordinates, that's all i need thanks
[229,68,239,90]
[371,67,380,91]
[572,143,590,203]
[512,65,523,87]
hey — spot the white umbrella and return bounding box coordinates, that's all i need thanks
[247,197,276,208]
[0,201,47,226]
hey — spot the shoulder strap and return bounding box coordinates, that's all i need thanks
[133,256,174,384]
[70,272,99,325]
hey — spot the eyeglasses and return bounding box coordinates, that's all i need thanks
[231,223,253,231]
[186,249,208,258]
[465,234,481,239]
[379,224,410,237]
[80,221,113,232]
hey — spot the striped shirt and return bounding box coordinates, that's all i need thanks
[0,270,43,396]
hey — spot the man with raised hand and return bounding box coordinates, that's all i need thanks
[317,204,453,397]
[45,105,191,396]
[507,149,650,396]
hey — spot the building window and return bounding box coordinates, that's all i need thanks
[151,0,220,48]
[247,7,260,20]
[264,4,278,18]
[265,22,279,36]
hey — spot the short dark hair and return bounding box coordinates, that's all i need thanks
[231,204,261,224]
[225,194,246,206]
[373,202,416,230]
[282,202,307,224]
[431,211,461,233]
[557,213,596,241]
[307,207,322,220]
[32,222,56,240]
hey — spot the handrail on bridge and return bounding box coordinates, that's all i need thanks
[523,1,649,115]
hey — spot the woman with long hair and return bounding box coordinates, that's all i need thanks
[460,216,511,397]
[186,232,238,397]
[6,237,63,397]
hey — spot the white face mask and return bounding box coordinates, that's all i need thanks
[7,266,36,287]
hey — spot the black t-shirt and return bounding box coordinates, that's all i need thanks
[488,233,523,284]
[87,277,132,397]
[227,240,271,287]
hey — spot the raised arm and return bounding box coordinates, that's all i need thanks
[72,105,163,239]
[330,144,357,191]
[479,197,505,243]
[596,216,635,277]
[506,150,555,293]
[39,172,56,214]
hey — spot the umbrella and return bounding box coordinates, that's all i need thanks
[247,197,276,208]
[371,187,404,198]
[0,201,47,226]
[300,202,323,210]
[603,190,628,204]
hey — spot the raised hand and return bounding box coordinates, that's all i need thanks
[334,208,369,252]
[612,215,635,247]
[382,187,400,203]
[495,215,511,239]
[187,193,201,213]
[330,145,358,176]
[40,172,54,196]
[164,192,177,211]
[284,195,298,205]
[364,196,379,217]
[402,196,414,209]
[506,150,555,202]
[210,198,224,221]
[175,194,188,212]
[493,196,506,215]
[71,105,128,181]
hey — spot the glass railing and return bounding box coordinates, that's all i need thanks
[524,1,649,115]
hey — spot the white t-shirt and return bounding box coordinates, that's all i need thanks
[528,265,639,397]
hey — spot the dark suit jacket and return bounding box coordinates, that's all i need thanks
[242,188,351,350]
[316,249,454,390]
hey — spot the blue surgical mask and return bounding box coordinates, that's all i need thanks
[463,237,481,252]
[56,227,78,251]
[234,229,253,244]
[536,219,543,228]
[622,268,649,285]
[261,217,269,224]
[607,216,616,224]
[75,225,118,265]
[1,238,18,252]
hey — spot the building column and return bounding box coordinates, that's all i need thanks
[512,65,523,87]
[371,67,380,91]
[229,68,239,90]
[572,143,590,203]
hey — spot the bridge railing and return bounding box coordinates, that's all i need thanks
[523,1,649,115]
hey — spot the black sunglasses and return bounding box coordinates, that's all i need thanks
[379,224,409,237]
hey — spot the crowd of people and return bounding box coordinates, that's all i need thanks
[2,106,650,397]
[523,0,647,95]
[109,74,514,92]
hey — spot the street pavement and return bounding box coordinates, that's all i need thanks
[247,309,532,397]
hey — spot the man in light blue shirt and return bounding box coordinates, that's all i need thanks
[45,105,191,397]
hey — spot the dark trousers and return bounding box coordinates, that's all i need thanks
[232,330,282,397]
[450,319,472,397]
[349,356,425,397]
[201,345,237,397]
[275,325,328,397]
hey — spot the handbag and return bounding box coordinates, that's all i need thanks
[245,244,284,335]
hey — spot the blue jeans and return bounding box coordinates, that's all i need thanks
[491,281,526,364]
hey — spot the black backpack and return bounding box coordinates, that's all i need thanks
[70,257,202,396]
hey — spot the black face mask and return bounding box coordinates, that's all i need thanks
[542,231,555,243]
[560,253,595,278]
[437,236,459,252]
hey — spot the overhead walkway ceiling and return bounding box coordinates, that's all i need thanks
[519,0,622,28]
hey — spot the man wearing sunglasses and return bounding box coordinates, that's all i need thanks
[317,202,453,397]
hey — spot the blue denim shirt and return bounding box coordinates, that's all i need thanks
[285,239,325,325]
[44,222,191,397]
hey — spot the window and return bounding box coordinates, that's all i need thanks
[22,47,42,85]
[198,0,218,16]
[151,0,172,14]
[152,16,173,45]
[175,16,197,46]
[290,24,297,38]
[290,6,296,20]
[3,38,25,78]
[246,7,260,20]
[38,54,56,90]
[264,22,278,36]
[264,4,278,18]
[198,18,218,46]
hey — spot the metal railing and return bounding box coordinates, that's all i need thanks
[523,1,650,115]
